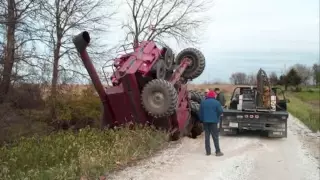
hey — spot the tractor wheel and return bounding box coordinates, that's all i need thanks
[141,79,178,118]
[175,48,205,79]
[190,100,200,116]
[189,101,203,138]
[190,114,203,138]
[164,47,174,69]
[156,60,167,79]
[189,90,205,104]
[169,129,181,141]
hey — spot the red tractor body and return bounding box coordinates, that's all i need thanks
[73,31,205,140]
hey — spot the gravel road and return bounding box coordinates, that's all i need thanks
[107,115,320,180]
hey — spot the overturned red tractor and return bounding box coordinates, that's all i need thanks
[72,31,206,140]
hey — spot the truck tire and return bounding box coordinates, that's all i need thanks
[175,48,205,79]
[189,90,205,104]
[141,79,178,118]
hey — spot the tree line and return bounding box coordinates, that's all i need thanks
[229,63,320,89]
[0,0,212,122]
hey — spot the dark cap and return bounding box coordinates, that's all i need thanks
[214,88,220,91]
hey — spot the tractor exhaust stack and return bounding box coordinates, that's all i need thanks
[72,31,114,127]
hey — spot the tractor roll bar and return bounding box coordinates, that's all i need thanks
[72,31,107,100]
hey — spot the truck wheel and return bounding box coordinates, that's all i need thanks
[175,48,205,79]
[189,90,205,103]
[141,79,178,118]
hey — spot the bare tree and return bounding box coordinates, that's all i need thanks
[269,72,278,85]
[37,0,114,120]
[229,72,247,85]
[292,64,312,86]
[0,0,41,103]
[122,0,212,47]
[246,73,256,85]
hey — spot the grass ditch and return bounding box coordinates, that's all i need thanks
[287,91,320,132]
[0,126,168,180]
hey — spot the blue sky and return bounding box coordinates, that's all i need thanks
[105,0,319,83]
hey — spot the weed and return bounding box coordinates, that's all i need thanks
[287,93,320,132]
[0,126,167,180]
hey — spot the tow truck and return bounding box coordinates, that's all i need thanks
[220,69,289,138]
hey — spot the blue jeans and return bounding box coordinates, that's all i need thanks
[203,122,221,154]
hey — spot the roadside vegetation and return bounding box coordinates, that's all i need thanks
[286,87,320,132]
[0,126,167,180]
[0,85,167,180]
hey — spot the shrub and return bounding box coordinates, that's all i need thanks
[307,89,314,92]
[0,126,168,180]
[7,83,45,109]
[50,86,102,130]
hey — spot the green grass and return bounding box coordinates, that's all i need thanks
[287,91,320,132]
[292,91,320,102]
[0,126,167,180]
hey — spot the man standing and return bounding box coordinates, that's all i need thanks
[199,90,224,156]
[214,88,226,107]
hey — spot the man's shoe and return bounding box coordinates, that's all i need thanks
[206,152,211,156]
[216,152,224,156]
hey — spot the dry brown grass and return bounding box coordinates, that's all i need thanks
[42,83,239,95]
[188,83,240,94]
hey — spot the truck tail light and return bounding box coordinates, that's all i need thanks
[249,115,254,118]
[255,115,259,119]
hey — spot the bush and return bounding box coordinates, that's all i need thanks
[7,83,45,109]
[307,89,314,92]
[0,126,168,180]
[50,86,102,130]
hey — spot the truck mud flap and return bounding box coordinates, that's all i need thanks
[220,128,238,136]
[267,121,287,138]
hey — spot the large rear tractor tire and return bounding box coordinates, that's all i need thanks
[175,48,205,79]
[190,116,203,138]
[189,101,203,138]
[141,79,178,118]
[189,90,205,104]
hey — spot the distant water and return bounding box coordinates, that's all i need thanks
[194,51,320,83]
